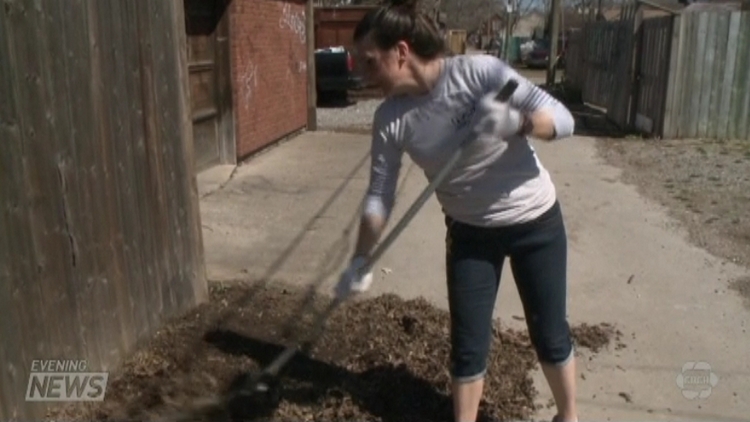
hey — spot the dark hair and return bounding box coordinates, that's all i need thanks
[353,0,446,60]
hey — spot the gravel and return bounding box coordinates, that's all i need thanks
[596,137,750,269]
[596,137,750,311]
[317,98,383,133]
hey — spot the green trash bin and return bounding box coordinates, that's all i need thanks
[507,36,530,64]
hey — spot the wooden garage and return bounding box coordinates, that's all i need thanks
[182,0,312,171]
[183,0,235,172]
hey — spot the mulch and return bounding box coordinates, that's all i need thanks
[45,281,624,422]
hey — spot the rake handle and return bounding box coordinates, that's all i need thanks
[259,78,519,379]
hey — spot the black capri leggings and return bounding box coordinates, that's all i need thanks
[445,200,574,382]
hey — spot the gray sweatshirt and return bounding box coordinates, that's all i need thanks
[365,54,575,227]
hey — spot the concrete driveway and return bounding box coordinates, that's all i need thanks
[198,130,750,421]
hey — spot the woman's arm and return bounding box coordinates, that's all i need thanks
[353,110,403,260]
[477,55,575,141]
[518,102,573,140]
[513,83,575,140]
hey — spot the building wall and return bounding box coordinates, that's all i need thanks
[230,0,308,159]
[315,6,376,51]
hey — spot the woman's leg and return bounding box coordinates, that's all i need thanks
[445,217,504,422]
[451,379,485,422]
[508,203,578,422]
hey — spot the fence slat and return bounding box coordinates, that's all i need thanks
[170,0,208,305]
[644,25,660,116]
[0,9,13,124]
[674,14,687,137]
[0,4,27,415]
[730,12,750,139]
[121,0,162,335]
[80,0,121,369]
[135,0,170,323]
[158,0,187,315]
[2,3,59,419]
[697,12,717,138]
[662,14,682,138]
[166,0,205,306]
[52,0,101,373]
[686,13,707,138]
[137,0,172,331]
[677,13,694,137]
[100,0,140,358]
[8,0,63,384]
[738,12,750,140]
[608,16,635,127]
[0,258,15,420]
[648,22,658,124]
[718,11,742,140]
[572,29,583,89]
[87,0,129,369]
[707,12,730,138]
[116,0,154,342]
[634,19,646,127]
[141,0,183,319]
[43,0,88,363]
[655,18,672,135]
[149,0,189,311]
[644,22,654,117]
[108,0,141,346]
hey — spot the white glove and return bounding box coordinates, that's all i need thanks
[334,256,373,300]
[472,90,524,140]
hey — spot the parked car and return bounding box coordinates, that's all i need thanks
[520,38,566,69]
[314,46,362,101]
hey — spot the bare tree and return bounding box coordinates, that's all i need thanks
[506,0,537,36]
[441,0,506,31]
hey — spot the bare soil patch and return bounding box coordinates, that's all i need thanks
[729,276,750,310]
[595,137,750,306]
[46,282,624,422]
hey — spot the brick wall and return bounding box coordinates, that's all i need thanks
[230,0,308,159]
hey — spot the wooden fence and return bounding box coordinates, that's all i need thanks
[0,1,207,420]
[564,4,750,140]
[563,29,586,90]
[662,10,750,139]
[632,16,674,136]
[563,4,638,128]
[446,29,468,55]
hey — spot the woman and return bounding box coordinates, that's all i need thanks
[334,1,578,421]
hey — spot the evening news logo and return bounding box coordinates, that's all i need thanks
[25,359,108,402]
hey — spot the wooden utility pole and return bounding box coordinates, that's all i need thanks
[504,0,513,61]
[546,0,560,85]
[306,0,317,131]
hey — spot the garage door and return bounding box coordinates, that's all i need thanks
[183,0,233,172]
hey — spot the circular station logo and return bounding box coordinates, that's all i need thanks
[676,361,719,400]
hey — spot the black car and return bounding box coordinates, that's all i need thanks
[315,46,363,101]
